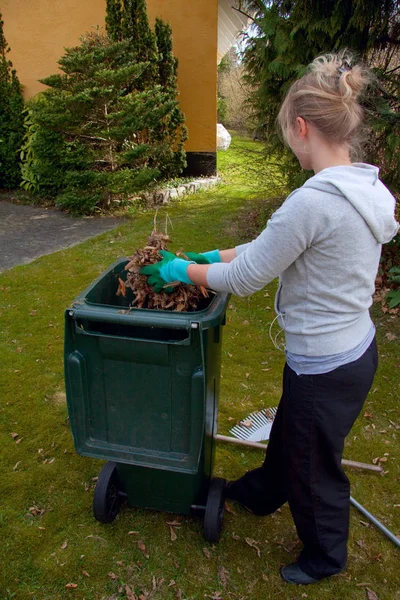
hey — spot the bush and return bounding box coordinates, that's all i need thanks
[0,12,24,189]
[22,3,187,215]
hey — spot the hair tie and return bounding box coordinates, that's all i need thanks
[338,60,352,75]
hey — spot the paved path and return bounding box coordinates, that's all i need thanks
[0,200,125,273]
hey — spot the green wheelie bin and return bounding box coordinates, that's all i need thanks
[64,258,230,542]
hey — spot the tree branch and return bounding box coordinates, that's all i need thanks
[232,6,258,25]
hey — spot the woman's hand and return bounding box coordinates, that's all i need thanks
[140,250,195,292]
[183,249,221,264]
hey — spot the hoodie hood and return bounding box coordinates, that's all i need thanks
[303,163,399,244]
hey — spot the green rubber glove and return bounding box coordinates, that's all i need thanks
[145,272,174,294]
[140,250,195,292]
[184,249,221,264]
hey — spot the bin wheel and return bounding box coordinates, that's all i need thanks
[203,477,226,543]
[93,461,125,523]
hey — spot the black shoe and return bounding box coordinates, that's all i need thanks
[224,481,257,514]
[224,481,269,516]
[280,563,320,585]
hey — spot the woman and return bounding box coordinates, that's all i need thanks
[141,52,399,584]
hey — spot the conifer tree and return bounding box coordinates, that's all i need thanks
[106,0,123,42]
[154,17,187,175]
[155,17,178,89]
[122,0,158,86]
[26,29,187,213]
[0,12,24,188]
[239,0,400,191]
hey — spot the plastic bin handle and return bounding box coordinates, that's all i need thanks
[69,306,194,330]
[74,319,192,345]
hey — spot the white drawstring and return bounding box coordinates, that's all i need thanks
[269,312,286,352]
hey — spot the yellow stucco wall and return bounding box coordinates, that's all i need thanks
[1,0,218,152]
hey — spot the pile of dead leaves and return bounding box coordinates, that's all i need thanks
[116,230,212,312]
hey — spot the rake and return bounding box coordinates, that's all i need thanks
[229,407,278,442]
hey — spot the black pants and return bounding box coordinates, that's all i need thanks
[226,337,378,579]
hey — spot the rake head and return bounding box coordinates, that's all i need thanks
[229,407,277,442]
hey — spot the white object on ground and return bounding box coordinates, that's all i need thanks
[217,124,232,151]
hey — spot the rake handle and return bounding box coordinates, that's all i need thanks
[214,434,383,473]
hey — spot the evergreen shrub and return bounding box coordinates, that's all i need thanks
[24,0,187,214]
[0,12,24,189]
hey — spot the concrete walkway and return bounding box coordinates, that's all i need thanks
[0,200,125,273]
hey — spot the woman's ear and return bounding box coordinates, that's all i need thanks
[296,117,308,139]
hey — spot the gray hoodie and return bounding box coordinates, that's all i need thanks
[207,164,399,356]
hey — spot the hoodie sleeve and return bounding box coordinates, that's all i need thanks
[206,190,331,296]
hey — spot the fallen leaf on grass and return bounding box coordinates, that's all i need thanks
[28,504,45,517]
[370,553,382,561]
[224,503,236,515]
[65,583,78,589]
[366,589,379,600]
[108,572,117,580]
[170,527,177,541]
[10,432,19,439]
[385,332,397,341]
[203,547,212,559]
[245,537,261,557]
[241,419,253,428]
[137,541,149,559]
[218,565,229,586]
[82,570,90,577]
[13,461,22,471]
[124,585,138,600]
[61,540,68,550]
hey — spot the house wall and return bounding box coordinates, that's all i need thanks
[1,0,218,171]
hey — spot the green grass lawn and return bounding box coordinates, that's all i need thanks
[1,134,399,600]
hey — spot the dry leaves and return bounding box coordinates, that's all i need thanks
[137,540,149,559]
[124,585,138,600]
[245,537,262,557]
[218,565,229,586]
[366,589,379,600]
[118,230,212,312]
[167,520,181,541]
[28,504,46,517]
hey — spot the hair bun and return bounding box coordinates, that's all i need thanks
[278,49,372,155]
[339,64,368,102]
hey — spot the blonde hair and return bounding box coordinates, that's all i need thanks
[278,51,371,154]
